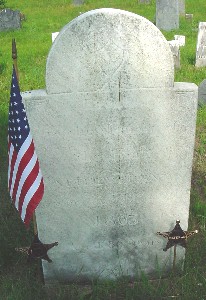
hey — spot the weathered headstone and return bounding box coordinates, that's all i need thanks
[168,40,181,69]
[0,8,21,31]
[195,22,206,68]
[198,79,206,106]
[185,13,193,21]
[156,0,179,31]
[72,0,85,6]
[23,8,198,283]
[174,35,185,47]
[179,0,185,16]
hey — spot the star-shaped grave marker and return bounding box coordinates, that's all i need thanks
[15,234,58,263]
[157,220,198,251]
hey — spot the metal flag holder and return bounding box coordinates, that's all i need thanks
[15,234,58,263]
[157,220,198,270]
[12,38,58,262]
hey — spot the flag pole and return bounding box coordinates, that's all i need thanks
[12,38,19,84]
[11,38,38,236]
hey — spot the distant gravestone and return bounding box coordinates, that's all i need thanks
[156,0,179,31]
[138,0,151,3]
[0,8,21,31]
[168,40,181,69]
[23,9,198,283]
[198,79,206,106]
[174,35,185,47]
[195,22,206,68]
[72,0,85,6]
[179,0,185,16]
[185,13,193,21]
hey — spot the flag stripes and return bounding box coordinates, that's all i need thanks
[8,66,44,226]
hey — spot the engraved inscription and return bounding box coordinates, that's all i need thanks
[96,214,138,226]
[94,239,161,249]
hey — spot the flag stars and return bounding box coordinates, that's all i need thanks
[18,127,21,131]
[13,93,16,97]
[17,119,20,123]
[15,110,19,114]
[14,102,17,105]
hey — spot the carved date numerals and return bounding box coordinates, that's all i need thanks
[96,214,138,226]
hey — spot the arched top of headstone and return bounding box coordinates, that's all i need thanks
[46,8,174,94]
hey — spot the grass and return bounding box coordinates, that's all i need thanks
[1,0,206,299]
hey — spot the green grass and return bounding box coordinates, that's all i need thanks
[1,0,206,299]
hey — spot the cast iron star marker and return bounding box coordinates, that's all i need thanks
[157,220,198,251]
[15,234,58,263]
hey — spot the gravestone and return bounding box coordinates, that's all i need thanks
[138,0,151,3]
[156,0,179,31]
[179,0,185,16]
[198,79,206,106]
[185,13,193,21]
[22,8,198,283]
[195,22,206,67]
[174,35,185,47]
[168,40,181,69]
[0,8,21,31]
[72,0,85,6]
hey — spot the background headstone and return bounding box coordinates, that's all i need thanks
[198,79,206,106]
[156,0,179,31]
[179,0,185,16]
[185,14,193,21]
[195,22,206,68]
[168,40,181,69]
[23,8,197,283]
[0,8,21,31]
[174,35,185,47]
[72,0,85,6]
[138,0,151,3]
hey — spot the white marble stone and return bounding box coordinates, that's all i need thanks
[174,35,185,47]
[196,22,206,67]
[156,0,179,31]
[22,8,198,283]
[168,40,181,69]
[52,32,59,43]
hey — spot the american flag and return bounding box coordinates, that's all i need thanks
[8,66,44,227]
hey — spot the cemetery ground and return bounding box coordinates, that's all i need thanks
[1,0,206,299]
